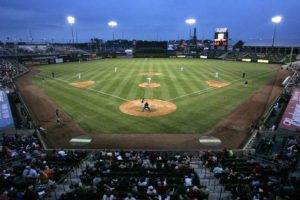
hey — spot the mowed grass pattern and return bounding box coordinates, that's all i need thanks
[33,58,277,134]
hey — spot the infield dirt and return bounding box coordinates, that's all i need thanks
[119,99,176,117]
[69,81,95,88]
[15,66,291,150]
[206,80,230,88]
[138,83,161,88]
[138,72,161,76]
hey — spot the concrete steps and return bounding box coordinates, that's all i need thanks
[46,156,233,200]
[45,155,94,200]
[193,161,232,200]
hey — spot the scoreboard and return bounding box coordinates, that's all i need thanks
[214,28,228,49]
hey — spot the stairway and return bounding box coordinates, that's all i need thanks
[191,160,232,200]
[45,154,95,200]
[218,52,229,59]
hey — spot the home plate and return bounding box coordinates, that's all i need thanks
[199,136,222,146]
[69,135,92,146]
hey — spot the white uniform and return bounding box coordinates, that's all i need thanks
[114,67,117,72]
[181,67,184,71]
[78,73,81,79]
[147,77,151,84]
[215,72,218,78]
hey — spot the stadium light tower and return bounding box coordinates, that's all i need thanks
[185,18,196,39]
[108,21,118,52]
[67,16,75,44]
[271,16,282,48]
[108,20,118,40]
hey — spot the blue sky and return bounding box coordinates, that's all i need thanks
[0,0,299,44]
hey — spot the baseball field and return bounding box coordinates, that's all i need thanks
[31,58,277,135]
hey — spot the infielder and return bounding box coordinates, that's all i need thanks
[215,72,219,79]
[147,77,151,84]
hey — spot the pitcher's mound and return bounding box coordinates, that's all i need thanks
[139,72,161,76]
[120,99,176,117]
[69,81,95,88]
[206,80,230,88]
[139,83,160,88]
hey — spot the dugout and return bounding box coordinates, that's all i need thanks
[277,88,300,135]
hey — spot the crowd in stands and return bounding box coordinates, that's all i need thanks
[61,151,209,200]
[0,59,32,130]
[201,149,299,200]
[242,53,287,63]
[0,59,28,90]
[1,134,42,163]
[200,51,225,59]
[17,45,87,55]
[0,136,86,200]
[0,48,14,56]
[224,52,291,63]
[0,44,87,57]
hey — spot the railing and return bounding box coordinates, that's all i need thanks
[244,151,283,167]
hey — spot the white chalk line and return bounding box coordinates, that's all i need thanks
[39,74,130,102]
[167,69,276,102]
[38,68,276,103]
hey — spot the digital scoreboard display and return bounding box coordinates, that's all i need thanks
[214,28,228,47]
[217,33,224,40]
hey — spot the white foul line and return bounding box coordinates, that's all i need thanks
[167,70,276,102]
[49,76,130,102]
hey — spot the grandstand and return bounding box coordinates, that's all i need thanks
[0,44,299,199]
[0,7,300,199]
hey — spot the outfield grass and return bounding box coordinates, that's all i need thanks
[33,58,277,134]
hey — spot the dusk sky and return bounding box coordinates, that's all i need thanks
[0,0,299,45]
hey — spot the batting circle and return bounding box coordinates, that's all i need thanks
[119,99,176,117]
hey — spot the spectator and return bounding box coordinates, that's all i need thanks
[124,193,136,200]
[146,185,157,197]
[184,175,192,186]
[102,191,116,200]
[57,150,67,160]
[0,191,9,200]
[24,185,38,200]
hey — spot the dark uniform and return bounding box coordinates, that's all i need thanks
[143,102,151,112]
[56,109,61,125]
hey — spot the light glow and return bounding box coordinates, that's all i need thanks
[185,18,196,25]
[271,16,282,23]
[108,21,118,28]
[67,16,75,25]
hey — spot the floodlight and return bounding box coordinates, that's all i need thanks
[108,21,118,28]
[67,16,75,25]
[185,18,196,25]
[271,16,282,23]
[271,16,283,48]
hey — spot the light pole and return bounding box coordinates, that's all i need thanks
[108,21,118,52]
[67,16,75,44]
[185,18,196,39]
[271,16,282,48]
[108,20,118,40]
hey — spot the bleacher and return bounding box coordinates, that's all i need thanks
[200,149,299,200]
[60,151,207,200]
[200,51,225,59]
